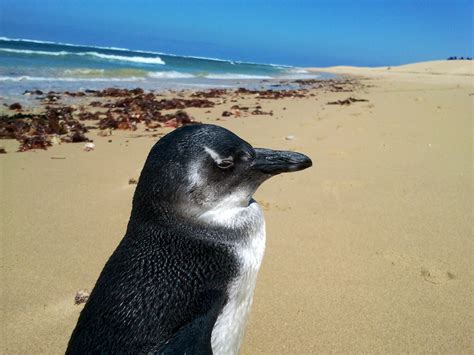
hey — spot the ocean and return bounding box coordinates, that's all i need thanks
[0,37,326,96]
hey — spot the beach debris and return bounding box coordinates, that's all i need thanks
[117,118,138,131]
[162,110,198,128]
[96,87,144,97]
[50,136,62,145]
[83,142,95,151]
[98,114,120,130]
[97,129,113,137]
[1,79,366,152]
[64,91,86,97]
[327,97,369,105]
[251,108,273,115]
[23,90,44,96]
[77,111,101,120]
[97,114,137,131]
[128,178,138,185]
[42,92,62,102]
[74,290,90,305]
[0,114,32,139]
[220,105,271,118]
[294,79,325,86]
[257,90,307,99]
[89,101,102,107]
[62,131,92,143]
[0,147,6,154]
[145,121,161,129]
[285,135,295,140]
[329,84,353,92]
[18,135,53,151]
[231,104,247,111]
[230,105,248,117]
[235,88,259,95]
[191,89,229,98]
[94,94,212,129]
[9,103,23,110]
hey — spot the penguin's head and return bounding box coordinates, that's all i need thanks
[132,124,311,223]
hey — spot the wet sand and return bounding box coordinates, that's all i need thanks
[1,60,472,353]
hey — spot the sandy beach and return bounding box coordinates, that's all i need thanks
[1,60,472,353]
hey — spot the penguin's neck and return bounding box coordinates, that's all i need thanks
[196,194,257,229]
[203,198,266,355]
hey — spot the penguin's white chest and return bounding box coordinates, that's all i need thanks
[208,202,266,355]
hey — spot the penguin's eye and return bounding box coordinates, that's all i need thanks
[217,159,234,170]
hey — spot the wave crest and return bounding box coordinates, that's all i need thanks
[147,71,194,79]
[0,48,165,65]
[0,75,146,82]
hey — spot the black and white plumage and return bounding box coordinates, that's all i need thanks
[66,124,312,354]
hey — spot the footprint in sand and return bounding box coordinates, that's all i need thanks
[420,268,457,284]
[420,267,438,284]
[379,252,457,285]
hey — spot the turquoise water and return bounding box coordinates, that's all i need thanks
[0,37,326,95]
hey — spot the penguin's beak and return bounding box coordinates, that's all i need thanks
[252,148,312,175]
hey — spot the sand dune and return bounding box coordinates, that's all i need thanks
[308,60,473,84]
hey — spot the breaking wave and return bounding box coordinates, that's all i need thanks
[0,48,165,65]
[147,71,195,79]
[0,37,292,67]
[0,75,146,82]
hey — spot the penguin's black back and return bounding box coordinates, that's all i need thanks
[67,125,254,353]
[66,218,239,354]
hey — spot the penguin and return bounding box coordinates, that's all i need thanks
[66,124,312,354]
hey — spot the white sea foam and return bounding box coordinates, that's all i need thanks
[0,37,149,54]
[205,73,273,79]
[0,76,146,82]
[0,48,71,56]
[0,37,240,64]
[81,52,165,64]
[278,73,321,80]
[0,48,165,65]
[147,71,195,79]
[286,68,310,74]
[147,72,274,80]
[63,68,105,75]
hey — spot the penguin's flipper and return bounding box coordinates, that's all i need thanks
[156,314,214,354]
[154,289,226,355]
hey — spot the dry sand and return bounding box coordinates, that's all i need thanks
[1,60,472,353]
[308,59,473,85]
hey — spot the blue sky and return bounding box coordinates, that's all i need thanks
[0,0,472,66]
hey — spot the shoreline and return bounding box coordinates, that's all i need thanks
[0,77,358,153]
[1,60,472,353]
